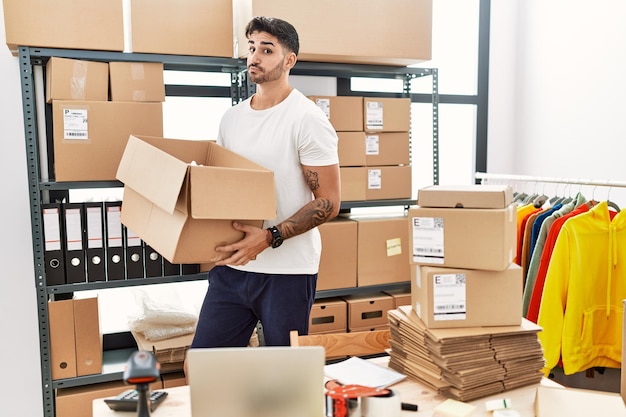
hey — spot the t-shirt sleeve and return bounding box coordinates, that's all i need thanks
[298,107,339,166]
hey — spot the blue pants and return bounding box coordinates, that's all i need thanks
[191,265,317,347]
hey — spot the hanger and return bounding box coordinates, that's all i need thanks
[606,186,620,212]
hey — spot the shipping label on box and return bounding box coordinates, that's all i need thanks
[364,97,411,132]
[309,96,364,132]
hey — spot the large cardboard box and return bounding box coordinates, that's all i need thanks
[116,135,276,264]
[535,384,626,417]
[343,293,395,329]
[309,96,363,132]
[411,264,523,329]
[338,132,410,167]
[45,57,109,103]
[409,204,517,271]
[130,0,233,57]
[49,299,77,380]
[3,0,124,55]
[364,97,411,132]
[317,217,357,291]
[417,184,514,209]
[235,0,432,66]
[354,215,411,287]
[340,166,412,201]
[73,297,102,377]
[109,62,166,102]
[52,101,163,181]
[309,298,348,334]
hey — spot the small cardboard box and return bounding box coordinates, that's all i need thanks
[354,215,411,287]
[235,0,432,66]
[49,299,77,380]
[52,101,163,181]
[73,297,102,377]
[317,217,357,291]
[535,384,626,417]
[45,57,109,103]
[131,0,233,57]
[343,293,395,329]
[116,135,276,264]
[364,97,411,132]
[131,330,194,365]
[3,0,124,55]
[338,132,410,167]
[383,288,412,308]
[309,96,364,132]
[417,185,514,209]
[409,204,517,271]
[109,62,166,102]
[411,264,523,329]
[340,166,412,201]
[309,298,348,334]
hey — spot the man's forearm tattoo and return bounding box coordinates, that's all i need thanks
[281,198,335,238]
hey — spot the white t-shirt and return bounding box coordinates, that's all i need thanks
[217,88,339,274]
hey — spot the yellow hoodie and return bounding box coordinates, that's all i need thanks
[538,201,626,375]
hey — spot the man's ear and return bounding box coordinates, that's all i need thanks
[284,52,297,70]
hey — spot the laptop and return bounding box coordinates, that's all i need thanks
[186,346,326,417]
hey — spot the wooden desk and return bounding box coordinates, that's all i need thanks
[93,357,561,416]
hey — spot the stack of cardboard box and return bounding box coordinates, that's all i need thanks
[385,185,546,401]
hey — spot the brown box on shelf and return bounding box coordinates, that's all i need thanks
[73,297,102,377]
[343,293,395,329]
[317,217,357,291]
[308,96,364,132]
[340,166,412,202]
[411,264,523,329]
[235,0,432,66]
[364,97,411,132]
[56,380,161,417]
[131,330,194,365]
[130,0,233,57]
[49,299,77,380]
[383,288,412,308]
[417,184,514,209]
[45,57,109,103]
[109,62,166,102]
[354,214,411,287]
[408,204,517,271]
[116,135,276,264]
[338,132,410,167]
[52,100,163,182]
[3,0,124,55]
[309,298,348,334]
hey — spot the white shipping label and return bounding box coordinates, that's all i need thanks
[365,101,383,130]
[365,135,380,155]
[411,217,444,263]
[65,208,83,251]
[315,98,331,119]
[63,108,89,140]
[368,169,382,189]
[433,273,467,321]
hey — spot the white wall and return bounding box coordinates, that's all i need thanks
[489,0,626,201]
[0,1,44,416]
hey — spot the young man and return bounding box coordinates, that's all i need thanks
[190,16,341,348]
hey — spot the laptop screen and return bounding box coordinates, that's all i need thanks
[186,346,325,417]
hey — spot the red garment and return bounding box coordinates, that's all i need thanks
[526,204,594,323]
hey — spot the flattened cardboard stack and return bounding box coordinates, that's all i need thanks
[387,305,544,402]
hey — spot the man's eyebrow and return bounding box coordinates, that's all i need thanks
[248,39,275,47]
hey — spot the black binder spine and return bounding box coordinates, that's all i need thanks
[84,202,106,282]
[104,201,125,280]
[63,202,87,284]
[144,243,163,277]
[124,226,145,279]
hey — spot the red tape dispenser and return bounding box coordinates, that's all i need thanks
[325,380,404,417]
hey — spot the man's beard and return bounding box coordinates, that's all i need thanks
[248,61,284,84]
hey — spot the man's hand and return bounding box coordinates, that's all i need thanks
[214,221,269,266]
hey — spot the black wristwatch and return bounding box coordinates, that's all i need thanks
[267,226,283,249]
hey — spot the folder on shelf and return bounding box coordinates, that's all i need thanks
[104,201,125,281]
[48,299,77,380]
[182,263,200,275]
[163,258,181,277]
[84,202,106,283]
[144,243,163,277]
[124,225,144,279]
[63,203,87,284]
[42,203,66,286]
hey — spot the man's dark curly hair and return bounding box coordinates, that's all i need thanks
[245,16,299,56]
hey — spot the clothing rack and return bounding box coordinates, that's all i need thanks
[474,172,626,189]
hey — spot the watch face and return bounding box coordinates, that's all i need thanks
[272,236,283,248]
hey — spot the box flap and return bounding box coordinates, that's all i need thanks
[417,184,513,209]
[117,135,200,214]
[189,142,276,220]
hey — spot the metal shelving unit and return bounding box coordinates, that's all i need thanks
[18,46,438,417]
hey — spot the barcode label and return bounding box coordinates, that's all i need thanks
[433,273,467,320]
[63,108,89,140]
[412,216,444,262]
